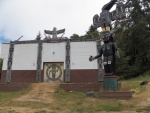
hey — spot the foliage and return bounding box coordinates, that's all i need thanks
[69,0,149,78]
[70,25,100,39]
[70,34,80,39]
[114,0,150,78]
[34,110,47,113]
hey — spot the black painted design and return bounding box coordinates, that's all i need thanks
[6,43,15,82]
[65,40,70,82]
[36,41,42,82]
[46,64,62,81]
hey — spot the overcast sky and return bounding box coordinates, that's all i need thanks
[0,0,115,55]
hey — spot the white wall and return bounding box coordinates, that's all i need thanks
[1,41,99,71]
[70,41,97,69]
[12,44,38,70]
[1,44,10,70]
[42,42,66,69]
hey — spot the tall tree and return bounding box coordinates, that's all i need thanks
[70,34,80,39]
[85,25,100,39]
[70,25,100,39]
[114,0,150,78]
[88,25,97,33]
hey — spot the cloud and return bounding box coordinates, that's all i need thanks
[0,0,111,40]
[0,0,113,54]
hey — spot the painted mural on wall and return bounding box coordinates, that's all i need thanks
[44,63,64,82]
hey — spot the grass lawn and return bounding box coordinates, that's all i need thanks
[0,72,150,113]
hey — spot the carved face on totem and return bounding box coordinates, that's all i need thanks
[101,31,111,42]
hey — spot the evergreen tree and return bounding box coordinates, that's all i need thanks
[70,34,80,39]
[88,25,97,33]
[70,25,100,39]
[85,25,100,39]
[115,0,150,78]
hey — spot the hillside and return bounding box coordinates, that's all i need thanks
[0,80,150,113]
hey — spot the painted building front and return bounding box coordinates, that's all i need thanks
[1,39,103,83]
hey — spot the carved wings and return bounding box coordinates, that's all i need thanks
[44,29,65,35]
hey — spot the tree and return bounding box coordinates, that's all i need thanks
[88,25,97,33]
[70,34,80,39]
[69,25,100,39]
[85,25,100,39]
[114,0,150,78]
[36,31,41,40]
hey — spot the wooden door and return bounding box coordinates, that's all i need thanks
[43,62,64,82]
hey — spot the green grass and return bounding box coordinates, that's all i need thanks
[136,105,150,112]
[52,88,126,113]
[0,85,31,106]
[0,71,150,113]
[0,86,137,113]
[120,71,150,94]
[34,110,47,113]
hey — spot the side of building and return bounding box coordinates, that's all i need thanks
[1,39,103,83]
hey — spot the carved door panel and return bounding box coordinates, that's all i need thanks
[44,62,64,82]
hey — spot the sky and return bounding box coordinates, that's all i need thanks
[0,0,115,55]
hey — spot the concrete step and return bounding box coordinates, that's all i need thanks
[99,91,132,100]
[60,82,103,91]
[0,83,30,91]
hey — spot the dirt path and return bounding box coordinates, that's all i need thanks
[2,83,60,113]
[14,83,59,103]
[0,107,53,113]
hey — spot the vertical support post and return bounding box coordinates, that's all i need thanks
[6,42,15,83]
[36,41,42,82]
[65,39,70,82]
[96,40,104,81]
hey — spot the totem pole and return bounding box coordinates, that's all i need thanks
[89,0,126,90]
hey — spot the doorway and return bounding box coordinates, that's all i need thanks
[43,62,64,82]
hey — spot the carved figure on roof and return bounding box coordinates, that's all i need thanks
[44,27,65,39]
